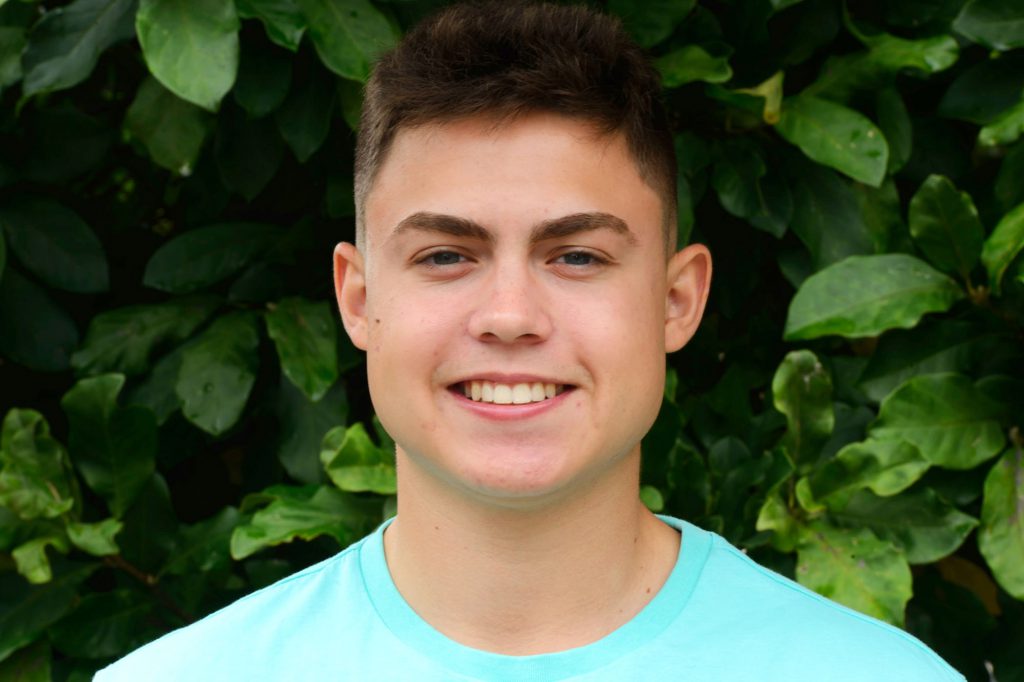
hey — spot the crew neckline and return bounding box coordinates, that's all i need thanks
[359,515,712,679]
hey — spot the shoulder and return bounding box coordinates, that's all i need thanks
[690,527,964,681]
[94,537,371,682]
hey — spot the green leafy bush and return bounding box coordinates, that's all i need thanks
[0,0,1022,679]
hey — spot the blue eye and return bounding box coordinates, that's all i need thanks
[557,251,602,266]
[423,251,464,266]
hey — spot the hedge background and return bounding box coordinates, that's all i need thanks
[0,0,1023,679]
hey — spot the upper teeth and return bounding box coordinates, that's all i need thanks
[462,381,561,404]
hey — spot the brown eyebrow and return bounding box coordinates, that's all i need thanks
[391,211,637,246]
[392,212,493,243]
[530,212,637,246]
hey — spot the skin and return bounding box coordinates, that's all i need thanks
[334,112,711,654]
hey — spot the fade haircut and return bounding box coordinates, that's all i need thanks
[354,1,677,252]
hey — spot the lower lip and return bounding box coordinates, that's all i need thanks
[448,387,575,421]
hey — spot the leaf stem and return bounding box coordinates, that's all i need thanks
[104,555,195,625]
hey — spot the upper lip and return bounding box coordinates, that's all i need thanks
[447,373,573,386]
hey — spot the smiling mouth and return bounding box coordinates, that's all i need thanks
[453,381,571,405]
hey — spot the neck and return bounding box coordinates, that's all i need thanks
[382,446,680,655]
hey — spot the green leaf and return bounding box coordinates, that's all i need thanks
[756,489,800,552]
[786,160,875,270]
[869,373,1005,469]
[232,45,292,118]
[830,488,978,564]
[639,485,665,512]
[276,377,346,484]
[122,343,188,425]
[772,350,833,465]
[608,0,696,48]
[908,174,984,277]
[61,374,157,517]
[175,312,260,436]
[0,26,26,94]
[808,439,930,501]
[294,0,398,82]
[143,223,280,294]
[161,506,239,576]
[20,0,136,97]
[796,522,912,625]
[125,76,214,176]
[71,296,220,377]
[953,0,1024,51]
[48,589,158,659]
[0,410,76,521]
[784,254,964,340]
[859,321,1013,403]
[995,140,1024,212]
[978,445,1024,599]
[875,89,912,174]
[320,422,396,495]
[66,518,122,556]
[0,561,95,661]
[0,198,107,293]
[275,65,335,162]
[116,474,177,574]
[655,45,732,88]
[0,268,79,372]
[336,77,361,132]
[938,52,1024,125]
[136,0,240,111]
[979,97,1024,147]
[237,0,306,51]
[776,94,889,187]
[808,33,958,103]
[980,201,1024,294]
[230,485,374,559]
[711,141,791,238]
[0,639,50,682]
[265,297,338,402]
[12,535,69,584]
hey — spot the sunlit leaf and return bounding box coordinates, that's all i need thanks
[656,45,731,88]
[0,410,76,521]
[230,485,376,559]
[777,94,889,187]
[295,0,397,82]
[12,535,68,584]
[869,373,1005,470]
[772,350,833,466]
[785,254,964,340]
[980,201,1024,294]
[978,445,1024,599]
[136,0,240,111]
[320,422,396,495]
[797,522,912,625]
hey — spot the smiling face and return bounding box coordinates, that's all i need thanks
[335,113,710,509]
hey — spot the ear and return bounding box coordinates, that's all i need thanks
[334,242,369,351]
[665,243,712,352]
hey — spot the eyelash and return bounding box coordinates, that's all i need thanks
[413,249,611,270]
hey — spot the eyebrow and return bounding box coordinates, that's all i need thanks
[390,211,638,246]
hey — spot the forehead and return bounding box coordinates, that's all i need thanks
[362,113,662,251]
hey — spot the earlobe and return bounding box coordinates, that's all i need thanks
[664,244,712,352]
[333,242,369,351]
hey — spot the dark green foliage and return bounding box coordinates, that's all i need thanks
[0,1,1022,679]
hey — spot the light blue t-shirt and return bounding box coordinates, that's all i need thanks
[96,516,963,681]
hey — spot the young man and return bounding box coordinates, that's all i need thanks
[99,3,963,680]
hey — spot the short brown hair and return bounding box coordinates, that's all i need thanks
[354,1,677,251]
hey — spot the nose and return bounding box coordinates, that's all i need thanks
[467,263,553,344]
